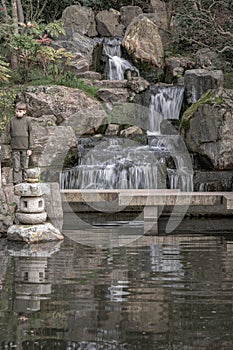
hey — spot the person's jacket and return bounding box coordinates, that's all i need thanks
[4,116,33,150]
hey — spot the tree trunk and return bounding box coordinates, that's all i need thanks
[11,0,19,68]
[16,0,24,23]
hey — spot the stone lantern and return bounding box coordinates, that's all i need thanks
[7,168,64,243]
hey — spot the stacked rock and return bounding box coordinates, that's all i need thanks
[7,168,64,243]
[16,168,47,225]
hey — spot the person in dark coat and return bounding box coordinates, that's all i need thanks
[3,101,33,184]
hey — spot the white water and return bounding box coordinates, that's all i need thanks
[60,48,192,191]
[103,38,139,80]
[60,139,164,190]
[108,56,138,80]
[148,85,184,135]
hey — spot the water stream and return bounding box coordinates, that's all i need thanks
[103,38,139,80]
[60,38,192,191]
[148,85,185,134]
[60,84,192,191]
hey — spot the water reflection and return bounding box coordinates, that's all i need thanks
[0,228,233,349]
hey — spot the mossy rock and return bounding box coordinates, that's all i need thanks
[180,88,224,133]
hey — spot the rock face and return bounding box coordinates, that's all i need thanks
[52,29,98,72]
[31,125,77,171]
[181,89,233,170]
[95,87,130,103]
[120,6,143,27]
[96,10,124,37]
[184,69,224,104]
[122,15,164,68]
[17,85,107,169]
[61,5,97,37]
[165,56,195,84]
[150,0,168,30]
[20,85,106,130]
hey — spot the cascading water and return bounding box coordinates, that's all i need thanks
[103,38,139,80]
[60,79,193,191]
[148,85,185,135]
[145,84,193,191]
[60,138,167,190]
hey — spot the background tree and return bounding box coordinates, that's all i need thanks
[171,0,233,69]
[0,0,9,21]
[10,0,19,67]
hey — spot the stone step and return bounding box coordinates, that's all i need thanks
[83,79,128,89]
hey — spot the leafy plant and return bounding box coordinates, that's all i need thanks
[0,57,11,82]
[5,20,67,82]
[57,72,99,96]
[0,89,17,136]
[37,46,74,79]
[20,0,151,22]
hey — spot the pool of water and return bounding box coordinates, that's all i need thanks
[1,222,233,349]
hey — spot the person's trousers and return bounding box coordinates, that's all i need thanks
[12,150,29,184]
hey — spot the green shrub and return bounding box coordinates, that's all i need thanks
[0,89,17,136]
[0,57,11,83]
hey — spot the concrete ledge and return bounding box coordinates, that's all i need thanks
[61,189,225,207]
[223,193,233,209]
[119,191,223,206]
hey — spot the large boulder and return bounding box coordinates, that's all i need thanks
[61,5,97,37]
[181,88,233,170]
[141,13,171,48]
[165,56,195,84]
[17,85,107,177]
[95,88,130,104]
[52,29,98,72]
[120,6,143,27]
[96,9,124,37]
[19,85,107,131]
[149,0,168,30]
[31,125,77,169]
[122,15,164,69]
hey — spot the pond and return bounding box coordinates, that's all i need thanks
[1,219,233,349]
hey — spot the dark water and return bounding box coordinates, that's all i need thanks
[1,223,233,350]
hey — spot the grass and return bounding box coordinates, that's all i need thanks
[24,70,99,97]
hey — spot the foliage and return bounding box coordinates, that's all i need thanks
[56,72,99,97]
[20,0,151,22]
[37,47,74,80]
[0,89,17,136]
[0,57,11,82]
[23,69,98,97]
[171,0,233,69]
[5,20,66,82]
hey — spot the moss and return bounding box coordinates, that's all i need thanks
[180,89,223,133]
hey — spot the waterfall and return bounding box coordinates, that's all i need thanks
[60,81,193,192]
[103,38,139,80]
[148,85,184,135]
[60,139,165,190]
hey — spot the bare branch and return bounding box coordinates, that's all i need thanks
[217,46,233,53]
